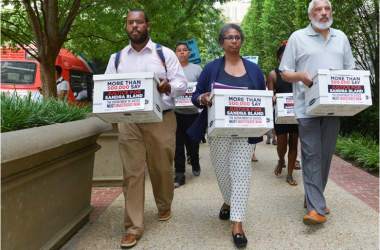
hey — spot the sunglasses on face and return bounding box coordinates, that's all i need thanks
[223,35,241,41]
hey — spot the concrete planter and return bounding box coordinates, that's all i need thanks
[1,117,112,250]
[93,123,123,186]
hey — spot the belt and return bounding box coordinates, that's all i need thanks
[163,109,173,114]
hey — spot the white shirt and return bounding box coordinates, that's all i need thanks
[105,39,187,110]
[279,24,355,118]
[76,89,88,101]
[56,76,69,95]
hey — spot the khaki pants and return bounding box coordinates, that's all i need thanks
[118,111,176,236]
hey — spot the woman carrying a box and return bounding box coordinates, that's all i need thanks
[268,41,299,186]
[188,23,265,248]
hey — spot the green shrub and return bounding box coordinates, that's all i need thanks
[1,93,90,132]
[336,133,379,172]
[340,105,379,142]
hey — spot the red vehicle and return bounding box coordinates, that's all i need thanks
[0,47,93,102]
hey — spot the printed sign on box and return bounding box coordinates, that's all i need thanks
[92,72,163,123]
[208,89,273,137]
[305,69,372,116]
[102,82,145,111]
[275,93,297,124]
[224,96,267,127]
[175,82,198,112]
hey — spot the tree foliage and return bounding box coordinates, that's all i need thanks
[1,0,94,97]
[241,0,264,59]
[1,0,225,95]
[63,0,225,71]
[241,0,307,74]
[332,0,379,102]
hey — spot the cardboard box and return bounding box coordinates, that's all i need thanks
[175,82,198,113]
[92,72,163,123]
[207,89,274,137]
[275,93,298,124]
[306,69,372,116]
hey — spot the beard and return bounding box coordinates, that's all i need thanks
[311,16,333,30]
[127,30,149,44]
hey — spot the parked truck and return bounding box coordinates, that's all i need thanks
[0,47,93,102]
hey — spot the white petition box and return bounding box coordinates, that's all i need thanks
[175,82,198,113]
[92,72,163,123]
[306,69,372,116]
[275,93,298,124]
[208,89,274,137]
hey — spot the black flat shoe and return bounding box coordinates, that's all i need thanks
[192,166,201,176]
[232,233,247,248]
[174,174,185,188]
[219,204,230,220]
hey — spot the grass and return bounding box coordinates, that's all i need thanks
[336,133,379,172]
[1,92,90,132]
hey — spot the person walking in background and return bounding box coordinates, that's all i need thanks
[189,23,265,248]
[104,9,187,248]
[280,0,355,224]
[174,42,202,188]
[268,41,299,186]
[55,65,68,100]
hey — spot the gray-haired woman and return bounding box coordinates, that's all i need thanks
[189,23,265,248]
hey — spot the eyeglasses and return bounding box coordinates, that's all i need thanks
[223,35,241,41]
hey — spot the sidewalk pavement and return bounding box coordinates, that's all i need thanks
[63,142,379,250]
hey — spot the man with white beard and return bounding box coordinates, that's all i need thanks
[279,0,355,225]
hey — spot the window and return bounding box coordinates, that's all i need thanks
[1,61,37,85]
[70,70,93,101]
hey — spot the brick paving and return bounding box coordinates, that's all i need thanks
[89,155,379,222]
[90,187,122,222]
[330,155,379,212]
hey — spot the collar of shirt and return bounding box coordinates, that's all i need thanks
[56,76,63,82]
[306,23,336,37]
[125,39,155,54]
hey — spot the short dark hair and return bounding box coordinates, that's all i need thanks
[277,40,287,59]
[127,8,149,22]
[175,42,189,50]
[218,23,245,45]
[55,65,62,74]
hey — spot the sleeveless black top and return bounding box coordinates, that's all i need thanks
[275,68,292,93]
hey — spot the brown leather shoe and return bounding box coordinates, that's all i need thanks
[303,210,327,225]
[120,234,137,248]
[158,209,171,221]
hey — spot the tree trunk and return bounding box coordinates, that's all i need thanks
[40,57,58,98]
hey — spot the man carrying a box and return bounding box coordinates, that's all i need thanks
[279,0,355,225]
[104,9,187,248]
[174,42,203,188]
